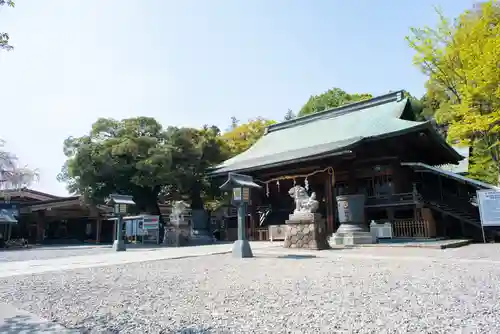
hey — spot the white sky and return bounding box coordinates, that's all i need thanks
[0,0,473,197]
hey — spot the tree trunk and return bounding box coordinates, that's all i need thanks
[190,182,204,210]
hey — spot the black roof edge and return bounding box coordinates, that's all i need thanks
[364,121,463,163]
[267,90,407,134]
[402,162,498,190]
[208,149,355,177]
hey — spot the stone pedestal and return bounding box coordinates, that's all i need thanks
[164,224,191,247]
[283,213,329,250]
[329,194,375,246]
[112,239,126,251]
[232,239,253,258]
[190,209,214,245]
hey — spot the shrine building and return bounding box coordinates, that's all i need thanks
[210,90,498,242]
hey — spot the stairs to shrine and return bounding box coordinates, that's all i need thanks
[420,185,485,241]
[425,198,481,228]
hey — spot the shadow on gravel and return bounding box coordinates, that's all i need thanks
[278,254,317,259]
[0,314,81,333]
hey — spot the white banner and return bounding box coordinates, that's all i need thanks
[477,189,500,227]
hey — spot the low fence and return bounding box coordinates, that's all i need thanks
[391,219,436,238]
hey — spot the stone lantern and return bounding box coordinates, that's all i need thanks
[106,194,136,251]
[220,172,261,258]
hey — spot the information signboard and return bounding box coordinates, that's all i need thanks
[477,189,500,227]
[142,216,160,230]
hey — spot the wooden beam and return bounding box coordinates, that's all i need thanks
[258,165,322,179]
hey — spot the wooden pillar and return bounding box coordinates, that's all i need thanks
[324,172,335,234]
[36,211,46,243]
[6,223,12,241]
[96,218,102,243]
[112,219,117,240]
[347,168,358,195]
[387,208,395,222]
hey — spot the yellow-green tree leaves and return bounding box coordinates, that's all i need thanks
[222,117,276,156]
[407,1,500,183]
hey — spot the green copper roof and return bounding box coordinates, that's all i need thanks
[213,91,461,174]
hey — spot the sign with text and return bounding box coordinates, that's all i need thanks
[477,190,500,227]
[142,216,160,230]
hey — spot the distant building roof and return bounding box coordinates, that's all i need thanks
[212,90,462,175]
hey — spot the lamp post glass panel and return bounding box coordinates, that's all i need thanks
[220,173,261,258]
[106,194,135,252]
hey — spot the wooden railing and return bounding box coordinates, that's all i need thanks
[366,192,420,207]
[391,219,436,238]
[421,186,480,220]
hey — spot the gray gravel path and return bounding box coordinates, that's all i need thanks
[1,246,500,333]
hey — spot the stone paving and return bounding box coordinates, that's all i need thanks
[1,243,500,333]
[0,242,279,278]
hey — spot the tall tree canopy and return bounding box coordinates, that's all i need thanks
[0,140,39,190]
[163,125,227,209]
[298,88,372,117]
[221,117,276,156]
[59,117,226,212]
[0,1,14,51]
[407,1,500,183]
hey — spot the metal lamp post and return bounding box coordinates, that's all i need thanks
[220,173,261,258]
[106,194,136,252]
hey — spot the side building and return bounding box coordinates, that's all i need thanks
[0,188,114,245]
[210,91,497,242]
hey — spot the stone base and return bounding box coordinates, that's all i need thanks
[329,231,375,246]
[164,226,191,247]
[232,239,253,258]
[112,239,126,251]
[283,213,329,250]
[189,229,214,245]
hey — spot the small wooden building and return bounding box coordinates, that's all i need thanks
[211,91,496,242]
[0,188,114,244]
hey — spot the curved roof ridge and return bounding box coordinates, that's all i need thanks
[267,90,406,134]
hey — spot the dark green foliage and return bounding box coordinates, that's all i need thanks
[59,118,227,212]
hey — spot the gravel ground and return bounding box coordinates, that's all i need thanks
[1,246,500,333]
[0,246,113,263]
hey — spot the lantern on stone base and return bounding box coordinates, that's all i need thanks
[220,173,261,258]
[106,194,136,252]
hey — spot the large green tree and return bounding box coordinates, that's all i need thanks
[59,117,173,213]
[59,117,226,212]
[0,1,14,51]
[407,1,500,183]
[298,87,372,117]
[163,125,228,209]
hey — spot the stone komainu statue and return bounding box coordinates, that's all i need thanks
[288,185,319,214]
[169,200,190,226]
